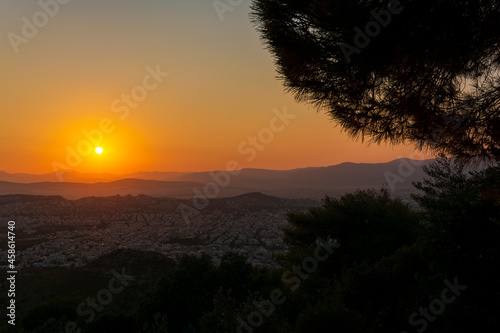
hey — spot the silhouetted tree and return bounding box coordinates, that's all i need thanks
[142,254,218,332]
[251,0,500,162]
[280,159,499,332]
[284,189,421,277]
[217,252,253,299]
[412,157,500,264]
[411,158,500,332]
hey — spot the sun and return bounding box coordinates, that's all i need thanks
[95,147,103,154]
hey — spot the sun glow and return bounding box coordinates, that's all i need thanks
[95,147,103,154]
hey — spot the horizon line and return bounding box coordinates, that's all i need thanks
[1,157,437,176]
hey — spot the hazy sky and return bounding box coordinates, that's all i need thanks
[0,0,432,174]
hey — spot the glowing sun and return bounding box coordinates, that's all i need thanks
[95,147,103,154]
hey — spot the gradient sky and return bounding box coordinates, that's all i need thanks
[0,0,433,175]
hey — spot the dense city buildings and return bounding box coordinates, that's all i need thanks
[0,194,316,269]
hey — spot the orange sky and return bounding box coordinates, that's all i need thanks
[0,0,434,175]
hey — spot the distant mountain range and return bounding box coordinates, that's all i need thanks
[0,179,249,200]
[0,170,187,183]
[0,159,437,199]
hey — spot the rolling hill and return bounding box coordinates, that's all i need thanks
[0,159,437,199]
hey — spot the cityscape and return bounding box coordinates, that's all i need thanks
[0,193,316,269]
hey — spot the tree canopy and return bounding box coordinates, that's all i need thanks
[251,0,500,162]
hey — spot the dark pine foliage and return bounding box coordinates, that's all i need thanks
[251,0,500,163]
